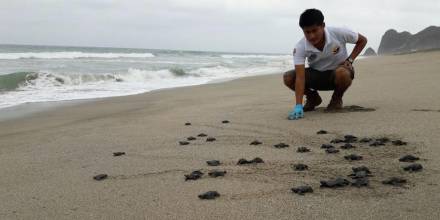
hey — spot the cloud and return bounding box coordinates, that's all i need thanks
[0,0,439,53]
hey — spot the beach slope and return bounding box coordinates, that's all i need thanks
[1,52,440,220]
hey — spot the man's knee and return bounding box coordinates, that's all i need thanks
[334,67,352,87]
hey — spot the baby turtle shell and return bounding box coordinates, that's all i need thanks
[320,177,350,188]
[297,147,311,153]
[403,163,423,172]
[291,186,313,195]
[382,177,407,186]
[344,154,363,161]
[198,191,220,200]
[185,170,204,181]
[292,163,309,171]
[208,170,227,177]
[399,155,420,162]
[206,160,221,166]
[93,174,108,181]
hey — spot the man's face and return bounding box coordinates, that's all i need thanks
[302,24,325,46]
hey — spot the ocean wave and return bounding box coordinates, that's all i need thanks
[0,64,287,109]
[0,51,155,59]
[0,72,36,91]
[221,54,291,59]
[0,68,197,92]
[0,64,285,92]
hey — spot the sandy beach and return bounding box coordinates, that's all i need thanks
[1,51,440,220]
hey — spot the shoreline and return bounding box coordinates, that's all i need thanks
[0,73,280,122]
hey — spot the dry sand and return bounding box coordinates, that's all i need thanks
[1,51,440,220]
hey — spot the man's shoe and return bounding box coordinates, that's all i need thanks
[304,91,322,112]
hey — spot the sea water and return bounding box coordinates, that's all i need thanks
[0,44,292,109]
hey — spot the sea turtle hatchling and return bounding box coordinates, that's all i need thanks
[317,130,328,134]
[351,177,369,187]
[93,174,108,181]
[206,137,216,142]
[198,191,220,200]
[344,154,363,161]
[382,177,407,186]
[376,137,390,143]
[320,177,350,188]
[292,163,309,171]
[399,155,420,162]
[321,144,335,149]
[369,141,385,147]
[185,170,204,181]
[208,170,227,177]
[237,157,264,165]
[113,152,125,157]
[359,138,372,143]
[341,143,356,149]
[331,138,344,144]
[250,140,263,145]
[179,141,190,146]
[352,166,371,174]
[297,147,311,153]
[326,148,340,154]
[206,160,221,166]
[291,186,313,195]
[274,143,289,149]
[392,140,407,146]
[348,170,371,179]
[343,135,358,143]
[403,163,423,172]
[187,136,197,141]
[237,158,250,165]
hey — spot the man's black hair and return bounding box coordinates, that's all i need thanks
[299,9,324,28]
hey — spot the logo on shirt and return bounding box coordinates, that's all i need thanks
[332,46,340,55]
[309,53,317,62]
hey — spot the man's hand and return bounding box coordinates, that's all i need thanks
[345,33,368,64]
[288,104,304,120]
[340,59,353,69]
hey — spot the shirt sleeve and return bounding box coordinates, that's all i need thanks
[293,40,306,65]
[334,27,359,44]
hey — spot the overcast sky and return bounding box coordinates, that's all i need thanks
[0,0,439,53]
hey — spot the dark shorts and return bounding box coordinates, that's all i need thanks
[285,66,355,91]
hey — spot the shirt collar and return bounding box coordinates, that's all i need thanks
[305,27,332,52]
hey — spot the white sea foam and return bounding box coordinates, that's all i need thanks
[0,51,155,59]
[0,45,295,110]
[221,54,291,59]
[0,65,289,109]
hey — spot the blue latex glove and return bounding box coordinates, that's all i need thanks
[288,104,304,120]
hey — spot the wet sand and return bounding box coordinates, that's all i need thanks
[1,51,440,219]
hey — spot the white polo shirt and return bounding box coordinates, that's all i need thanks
[293,26,359,71]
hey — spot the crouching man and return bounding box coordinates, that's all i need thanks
[283,8,367,120]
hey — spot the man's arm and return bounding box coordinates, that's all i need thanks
[348,33,368,61]
[288,42,306,120]
[294,64,306,105]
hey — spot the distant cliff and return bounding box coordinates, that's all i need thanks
[378,26,440,55]
[363,47,377,56]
